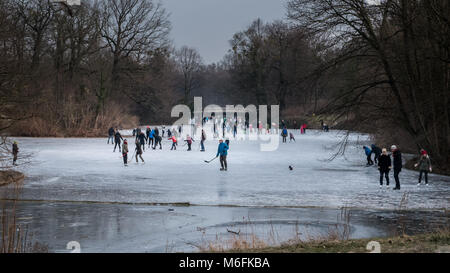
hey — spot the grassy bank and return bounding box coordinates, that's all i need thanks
[224,231,450,253]
[0,170,25,187]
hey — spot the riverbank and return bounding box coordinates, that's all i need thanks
[225,230,450,253]
[0,170,24,187]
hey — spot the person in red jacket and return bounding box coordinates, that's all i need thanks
[169,136,177,150]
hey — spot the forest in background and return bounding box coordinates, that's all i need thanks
[0,0,448,169]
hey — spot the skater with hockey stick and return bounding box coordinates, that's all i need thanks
[216,139,229,171]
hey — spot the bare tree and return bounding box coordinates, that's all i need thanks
[100,0,171,89]
[175,46,203,107]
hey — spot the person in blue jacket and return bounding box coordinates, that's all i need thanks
[216,139,229,171]
[148,129,155,148]
[363,146,374,166]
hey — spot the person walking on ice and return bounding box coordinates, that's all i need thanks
[138,131,146,152]
[391,145,402,190]
[12,141,19,166]
[113,129,123,152]
[216,139,229,171]
[415,149,432,186]
[108,127,115,145]
[377,148,391,189]
[135,139,145,163]
[281,127,288,143]
[122,140,129,166]
[200,129,206,152]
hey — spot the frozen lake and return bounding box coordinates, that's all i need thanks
[1,130,449,252]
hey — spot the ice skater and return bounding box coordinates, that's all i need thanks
[122,139,129,166]
[378,148,391,188]
[138,131,146,152]
[153,135,162,150]
[113,129,123,152]
[200,129,206,152]
[391,145,402,190]
[185,135,194,151]
[108,127,115,144]
[415,149,432,186]
[169,135,177,150]
[371,144,382,164]
[216,139,229,171]
[12,141,19,166]
[289,132,296,142]
[135,139,145,163]
[281,127,288,143]
[363,146,373,166]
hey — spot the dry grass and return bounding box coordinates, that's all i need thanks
[0,182,48,253]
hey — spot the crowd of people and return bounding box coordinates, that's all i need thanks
[363,144,433,190]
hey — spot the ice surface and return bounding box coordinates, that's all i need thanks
[4,130,449,210]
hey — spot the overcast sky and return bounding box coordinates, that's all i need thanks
[162,0,288,64]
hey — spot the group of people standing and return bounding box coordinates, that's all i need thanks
[363,144,433,190]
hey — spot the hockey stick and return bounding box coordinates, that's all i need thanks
[204,156,218,163]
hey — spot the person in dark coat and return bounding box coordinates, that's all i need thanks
[108,127,115,144]
[371,144,382,164]
[378,148,391,188]
[135,128,141,140]
[153,127,160,149]
[200,129,206,152]
[135,139,144,163]
[138,131,146,152]
[113,129,123,152]
[12,141,19,166]
[391,145,402,190]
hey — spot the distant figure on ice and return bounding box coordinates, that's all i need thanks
[391,145,402,190]
[415,149,432,186]
[122,140,129,166]
[135,139,144,163]
[300,124,307,134]
[145,126,151,143]
[12,141,19,166]
[162,126,166,138]
[185,135,194,151]
[113,129,123,152]
[135,127,141,140]
[371,144,382,164]
[363,146,373,166]
[169,135,177,150]
[153,134,162,150]
[167,128,172,138]
[289,132,296,142]
[378,148,391,188]
[281,127,288,143]
[200,129,206,152]
[216,139,229,171]
[108,127,115,144]
[138,131,146,152]
[132,129,136,137]
[323,124,329,132]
